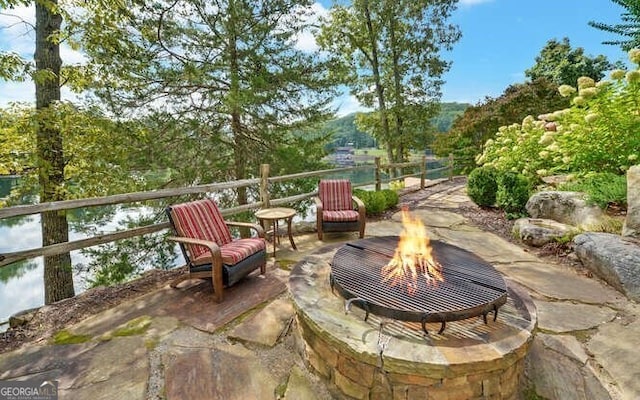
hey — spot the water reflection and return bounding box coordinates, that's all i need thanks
[0,206,167,329]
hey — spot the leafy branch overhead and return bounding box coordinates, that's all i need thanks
[589,0,640,51]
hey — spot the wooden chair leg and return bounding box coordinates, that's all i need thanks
[212,263,224,303]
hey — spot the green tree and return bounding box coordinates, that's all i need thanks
[0,0,79,303]
[317,0,460,167]
[432,78,570,173]
[431,102,469,133]
[73,0,337,202]
[322,113,377,151]
[525,38,614,86]
[35,0,75,303]
[589,0,640,51]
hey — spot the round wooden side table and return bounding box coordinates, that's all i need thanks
[255,207,298,257]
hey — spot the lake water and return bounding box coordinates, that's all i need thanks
[0,206,160,330]
[0,160,446,330]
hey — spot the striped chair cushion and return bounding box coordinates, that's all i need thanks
[169,198,233,260]
[319,179,353,211]
[323,209,360,222]
[190,238,266,266]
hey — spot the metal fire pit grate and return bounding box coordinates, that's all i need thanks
[330,236,508,334]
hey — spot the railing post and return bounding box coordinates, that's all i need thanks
[260,164,270,208]
[375,157,381,191]
[448,153,454,181]
[420,155,426,189]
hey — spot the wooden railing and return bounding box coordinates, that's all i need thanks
[0,155,454,268]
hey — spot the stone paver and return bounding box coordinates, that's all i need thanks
[528,333,613,400]
[496,261,623,304]
[434,226,542,265]
[165,343,278,400]
[588,317,640,398]
[283,366,320,400]
[228,298,294,347]
[535,301,618,332]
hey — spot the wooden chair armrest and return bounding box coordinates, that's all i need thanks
[313,197,323,213]
[352,195,366,218]
[166,236,222,259]
[314,197,324,223]
[225,221,265,238]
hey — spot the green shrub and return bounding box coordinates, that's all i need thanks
[496,172,531,218]
[353,189,368,204]
[381,189,399,208]
[558,172,627,209]
[367,192,388,215]
[467,166,498,207]
[477,49,640,180]
[354,189,394,216]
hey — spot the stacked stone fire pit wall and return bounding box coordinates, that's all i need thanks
[289,254,537,400]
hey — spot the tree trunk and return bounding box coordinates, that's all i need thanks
[35,0,75,304]
[227,0,250,236]
[389,15,405,165]
[363,1,394,172]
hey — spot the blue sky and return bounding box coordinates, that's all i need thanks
[440,0,627,104]
[0,0,629,113]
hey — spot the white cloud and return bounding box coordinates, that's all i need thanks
[510,71,525,81]
[294,2,329,52]
[333,93,370,117]
[0,79,81,107]
[60,45,87,65]
[0,81,34,106]
[0,5,36,57]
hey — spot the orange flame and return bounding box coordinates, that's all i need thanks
[381,208,444,295]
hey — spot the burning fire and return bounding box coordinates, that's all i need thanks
[381,208,444,295]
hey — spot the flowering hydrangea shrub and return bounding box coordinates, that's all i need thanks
[477,48,640,182]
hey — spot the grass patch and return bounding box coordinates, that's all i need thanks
[100,315,153,340]
[276,259,297,271]
[522,386,545,400]
[581,217,624,234]
[558,173,627,210]
[51,329,92,345]
[112,316,152,337]
[145,338,159,350]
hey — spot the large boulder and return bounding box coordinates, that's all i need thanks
[573,232,640,302]
[623,165,640,238]
[526,191,607,230]
[513,218,577,247]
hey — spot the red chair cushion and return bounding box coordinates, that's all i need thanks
[190,238,266,266]
[319,179,353,211]
[169,198,233,260]
[323,210,360,222]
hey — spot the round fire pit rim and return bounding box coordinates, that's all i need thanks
[329,236,509,325]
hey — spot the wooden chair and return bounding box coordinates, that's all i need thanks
[166,198,267,302]
[314,179,366,240]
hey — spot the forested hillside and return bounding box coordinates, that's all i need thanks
[324,102,469,151]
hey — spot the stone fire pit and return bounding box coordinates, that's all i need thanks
[289,244,537,400]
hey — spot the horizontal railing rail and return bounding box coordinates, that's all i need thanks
[0,155,455,268]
